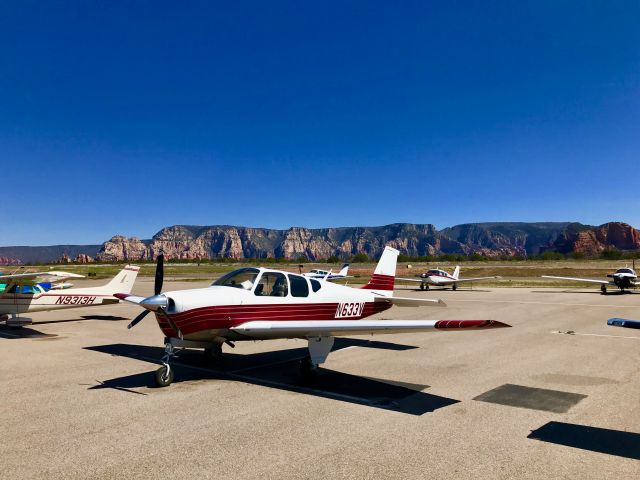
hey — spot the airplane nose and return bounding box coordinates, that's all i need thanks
[140,294,168,311]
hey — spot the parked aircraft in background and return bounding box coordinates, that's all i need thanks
[117,247,510,387]
[399,266,500,291]
[303,263,351,281]
[542,267,638,294]
[0,266,140,327]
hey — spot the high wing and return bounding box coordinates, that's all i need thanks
[541,275,611,285]
[231,319,510,339]
[0,270,84,287]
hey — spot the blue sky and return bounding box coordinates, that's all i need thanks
[1,1,639,245]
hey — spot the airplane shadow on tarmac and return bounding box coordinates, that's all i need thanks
[528,421,640,460]
[0,315,129,339]
[85,339,460,416]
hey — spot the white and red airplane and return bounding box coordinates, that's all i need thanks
[399,266,500,291]
[542,266,639,294]
[117,247,509,387]
[0,266,140,327]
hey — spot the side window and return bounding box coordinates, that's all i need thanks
[310,279,322,292]
[254,272,289,297]
[288,274,309,297]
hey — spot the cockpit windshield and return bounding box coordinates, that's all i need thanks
[212,268,260,290]
[616,268,635,275]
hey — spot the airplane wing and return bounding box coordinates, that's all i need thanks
[541,275,611,285]
[446,276,501,283]
[374,295,446,307]
[0,270,84,286]
[231,319,510,339]
[113,293,148,304]
[397,276,500,284]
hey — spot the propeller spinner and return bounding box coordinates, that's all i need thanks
[127,255,176,334]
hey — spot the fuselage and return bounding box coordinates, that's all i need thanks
[0,285,119,315]
[610,268,638,289]
[153,267,392,341]
[420,269,456,286]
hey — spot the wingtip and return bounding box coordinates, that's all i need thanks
[113,293,130,300]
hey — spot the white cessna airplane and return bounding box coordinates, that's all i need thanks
[542,266,639,294]
[0,265,139,327]
[116,247,510,387]
[303,263,351,281]
[399,266,500,291]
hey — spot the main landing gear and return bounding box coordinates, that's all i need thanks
[452,283,458,291]
[601,285,607,295]
[420,283,429,291]
[299,336,335,380]
[0,314,33,329]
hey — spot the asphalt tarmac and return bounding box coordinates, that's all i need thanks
[1,280,639,479]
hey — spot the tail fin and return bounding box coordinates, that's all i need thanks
[361,246,399,294]
[102,265,140,294]
[338,263,349,277]
[452,266,460,280]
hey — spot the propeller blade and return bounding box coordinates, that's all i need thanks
[127,310,149,329]
[154,254,164,295]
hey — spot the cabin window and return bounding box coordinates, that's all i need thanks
[212,268,260,290]
[254,272,289,297]
[288,274,309,297]
[310,279,322,292]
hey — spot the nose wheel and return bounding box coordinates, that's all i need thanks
[155,342,176,387]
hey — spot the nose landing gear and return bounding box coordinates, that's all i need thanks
[155,342,176,387]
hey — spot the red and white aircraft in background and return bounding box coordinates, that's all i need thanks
[399,266,500,291]
[0,266,139,327]
[117,247,509,387]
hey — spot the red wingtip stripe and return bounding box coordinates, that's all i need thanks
[434,320,511,329]
[113,293,130,300]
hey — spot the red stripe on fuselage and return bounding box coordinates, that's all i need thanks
[361,274,395,291]
[154,301,392,337]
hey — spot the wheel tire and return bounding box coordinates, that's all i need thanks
[154,366,174,387]
[425,284,429,290]
[203,344,223,365]
[299,357,317,379]
[452,283,457,291]
[420,283,425,291]
[601,285,607,295]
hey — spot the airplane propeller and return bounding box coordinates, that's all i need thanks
[127,254,179,337]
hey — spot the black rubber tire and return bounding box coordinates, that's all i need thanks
[203,344,223,364]
[299,356,317,379]
[601,285,607,295]
[420,284,425,291]
[154,366,174,387]
[452,283,457,291]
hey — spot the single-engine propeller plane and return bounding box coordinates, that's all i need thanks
[399,266,500,291]
[542,266,639,294]
[117,247,510,387]
[0,266,140,327]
